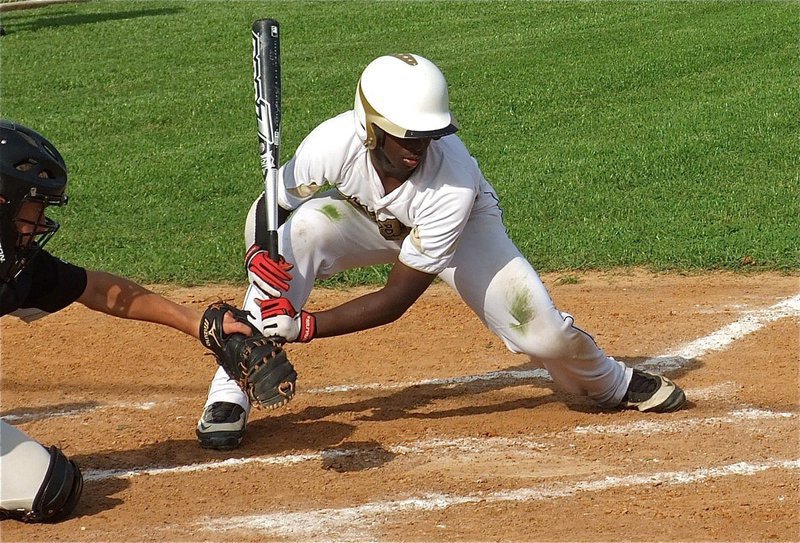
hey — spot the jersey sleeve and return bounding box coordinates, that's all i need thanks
[277,112,358,210]
[20,251,88,314]
[276,154,322,210]
[399,186,476,275]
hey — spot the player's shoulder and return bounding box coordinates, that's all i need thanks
[299,111,362,156]
[308,111,359,140]
[426,135,483,186]
[436,134,476,165]
[30,250,87,287]
[3,250,87,317]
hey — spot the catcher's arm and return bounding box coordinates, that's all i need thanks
[78,270,253,338]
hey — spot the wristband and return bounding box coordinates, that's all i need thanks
[297,311,316,343]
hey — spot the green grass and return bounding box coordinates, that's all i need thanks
[1,0,797,285]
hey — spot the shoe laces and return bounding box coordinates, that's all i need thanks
[206,402,239,423]
[627,370,658,395]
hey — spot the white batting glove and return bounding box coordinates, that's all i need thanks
[258,297,316,343]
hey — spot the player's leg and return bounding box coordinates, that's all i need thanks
[242,189,402,329]
[196,372,251,450]
[438,207,685,412]
[0,421,83,522]
[198,190,400,448]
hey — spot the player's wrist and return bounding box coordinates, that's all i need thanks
[244,243,262,264]
[297,311,316,342]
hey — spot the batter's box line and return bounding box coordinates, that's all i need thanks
[310,293,800,393]
[198,458,800,541]
[81,405,796,482]
[0,401,159,423]
[5,294,797,422]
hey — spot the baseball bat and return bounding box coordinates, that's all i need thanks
[252,18,281,261]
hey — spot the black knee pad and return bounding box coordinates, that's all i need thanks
[1,446,83,523]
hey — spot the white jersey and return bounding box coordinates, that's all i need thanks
[277,111,499,275]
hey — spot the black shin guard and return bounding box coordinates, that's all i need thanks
[1,446,83,523]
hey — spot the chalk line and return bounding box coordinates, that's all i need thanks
[308,368,551,394]
[640,293,800,372]
[572,406,795,435]
[83,435,550,482]
[82,405,795,482]
[0,401,158,423]
[201,458,800,540]
[7,293,797,421]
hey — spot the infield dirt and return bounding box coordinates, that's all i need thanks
[2,270,798,542]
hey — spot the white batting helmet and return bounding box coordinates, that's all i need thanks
[354,53,459,149]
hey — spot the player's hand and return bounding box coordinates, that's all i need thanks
[222,310,255,337]
[246,244,294,298]
[258,297,316,343]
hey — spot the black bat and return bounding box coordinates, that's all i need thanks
[252,18,281,261]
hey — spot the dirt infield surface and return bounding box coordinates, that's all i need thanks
[2,270,798,542]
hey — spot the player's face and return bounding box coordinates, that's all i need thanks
[15,200,49,247]
[374,131,433,179]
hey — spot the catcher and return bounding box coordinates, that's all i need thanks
[0,120,295,523]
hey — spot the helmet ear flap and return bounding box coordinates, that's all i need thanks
[363,126,377,150]
[361,127,383,151]
[356,82,379,150]
[372,125,385,149]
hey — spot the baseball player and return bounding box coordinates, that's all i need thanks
[197,53,687,450]
[0,120,253,522]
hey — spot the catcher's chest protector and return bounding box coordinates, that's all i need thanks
[0,421,83,522]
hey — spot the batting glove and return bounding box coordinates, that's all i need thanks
[246,244,294,298]
[258,297,316,343]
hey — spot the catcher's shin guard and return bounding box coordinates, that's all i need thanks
[0,422,83,523]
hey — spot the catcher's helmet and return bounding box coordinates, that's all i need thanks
[0,120,68,282]
[354,53,459,149]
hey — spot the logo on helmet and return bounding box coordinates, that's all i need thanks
[391,53,418,66]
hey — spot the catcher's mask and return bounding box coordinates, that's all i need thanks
[0,120,68,282]
[354,53,459,150]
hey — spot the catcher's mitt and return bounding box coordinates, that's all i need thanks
[200,302,297,409]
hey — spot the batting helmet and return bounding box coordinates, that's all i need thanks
[354,53,459,149]
[0,120,68,282]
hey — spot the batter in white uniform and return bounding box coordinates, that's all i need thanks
[196,53,686,450]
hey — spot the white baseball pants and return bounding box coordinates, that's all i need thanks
[203,190,630,413]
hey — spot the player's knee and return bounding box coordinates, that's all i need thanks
[505,328,574,360]
[1,446,83,523]
[286,203,343,251]
[503,312,598,361]
[34,446,84,522]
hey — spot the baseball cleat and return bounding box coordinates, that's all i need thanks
[196,402,247,450]
[620,369,686,413]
